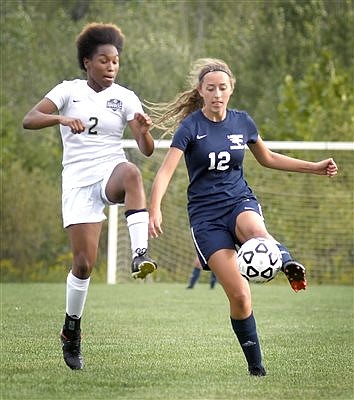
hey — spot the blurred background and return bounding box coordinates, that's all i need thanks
[1,0,353,284]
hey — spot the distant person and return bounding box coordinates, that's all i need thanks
[148,58,338,376]
[22,22,157,370]
[187,256,217,289]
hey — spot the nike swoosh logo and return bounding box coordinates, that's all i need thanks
[242,340,256,348]
[244,207,255,210]
[196,134,207,139]
[73,100,80,102]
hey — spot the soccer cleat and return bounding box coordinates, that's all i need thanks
[131,248,157,279]
[60,330,84,370]
[249,365,267,376]
[282,260,307,292]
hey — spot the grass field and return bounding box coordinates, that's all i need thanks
[1,282,353,400]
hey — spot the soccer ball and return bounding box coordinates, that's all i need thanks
[237,238,282,283]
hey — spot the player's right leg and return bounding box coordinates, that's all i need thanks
[235,209,307,292]
[208,249,266,377]
[60,313,84,370]
[61,221,103,370]
[192,221,266,376]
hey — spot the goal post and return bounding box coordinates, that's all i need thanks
[107,203,118,284]
[107,140,354,285]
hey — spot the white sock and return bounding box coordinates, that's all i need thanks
[66,270,90,319]
[126,210,149,259]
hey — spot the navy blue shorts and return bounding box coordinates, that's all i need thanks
[190,199,263,270]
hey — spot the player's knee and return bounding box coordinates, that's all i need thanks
[229,289,251,314]
[251,229,270,240]
[125,164,143,186]
[240,231,270,244]
[72,253,94,278]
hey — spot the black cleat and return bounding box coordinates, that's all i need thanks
[131,248,157,279]
[282,260,307,292]
[249,365,267,376]
[60,330,83,370]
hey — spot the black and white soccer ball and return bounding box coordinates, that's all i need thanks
[237,238,282,283]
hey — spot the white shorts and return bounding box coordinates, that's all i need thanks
[62,160,127,228]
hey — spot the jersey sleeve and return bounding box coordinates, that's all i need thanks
[171,121,193,152]
[244,113,259,144]
[124,91,144,122]
[45,80,72,111]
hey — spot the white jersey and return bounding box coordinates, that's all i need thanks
[45,79,144,189]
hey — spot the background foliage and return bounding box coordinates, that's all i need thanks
[1,0,353,282]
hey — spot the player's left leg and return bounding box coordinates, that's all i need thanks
[126,209,157,279]
[281,260,307,292]
[103,162,157,279]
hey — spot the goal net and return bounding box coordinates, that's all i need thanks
[106,141,353,286]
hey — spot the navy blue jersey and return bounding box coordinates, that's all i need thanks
[171,109,259,224]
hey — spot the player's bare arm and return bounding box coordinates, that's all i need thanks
[249,137,338,177]
[129,112,154,156]
[312,158,338,177]
[149,147,183,238]
[23,97,85,133]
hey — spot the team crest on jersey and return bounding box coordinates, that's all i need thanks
[106,98,122,111]
[227,134,245,149]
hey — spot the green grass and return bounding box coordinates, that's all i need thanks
[1,283,353,400]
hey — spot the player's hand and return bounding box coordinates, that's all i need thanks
[134,112,152,136]
[316,158,338,177]
[149,209,163,238]
[59,116,85,134]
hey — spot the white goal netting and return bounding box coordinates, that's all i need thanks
[105,141,353,285]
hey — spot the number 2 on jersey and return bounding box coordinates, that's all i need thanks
[88,117,98,135]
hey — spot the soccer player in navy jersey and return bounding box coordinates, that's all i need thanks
[148,58,338,376]
[23,23,157,370]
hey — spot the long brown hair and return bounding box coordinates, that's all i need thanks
[147,58,236,137]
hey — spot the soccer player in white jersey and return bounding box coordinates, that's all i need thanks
[23,23,157,370]
[148,58,338,376]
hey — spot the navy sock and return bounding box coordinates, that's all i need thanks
[210,272,217,288]
[188,267,200,288]
[124,208,147,218]
[230,313,263,368]
[276,243,292,268]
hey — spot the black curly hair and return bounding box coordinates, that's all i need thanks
[76,22,125,71]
